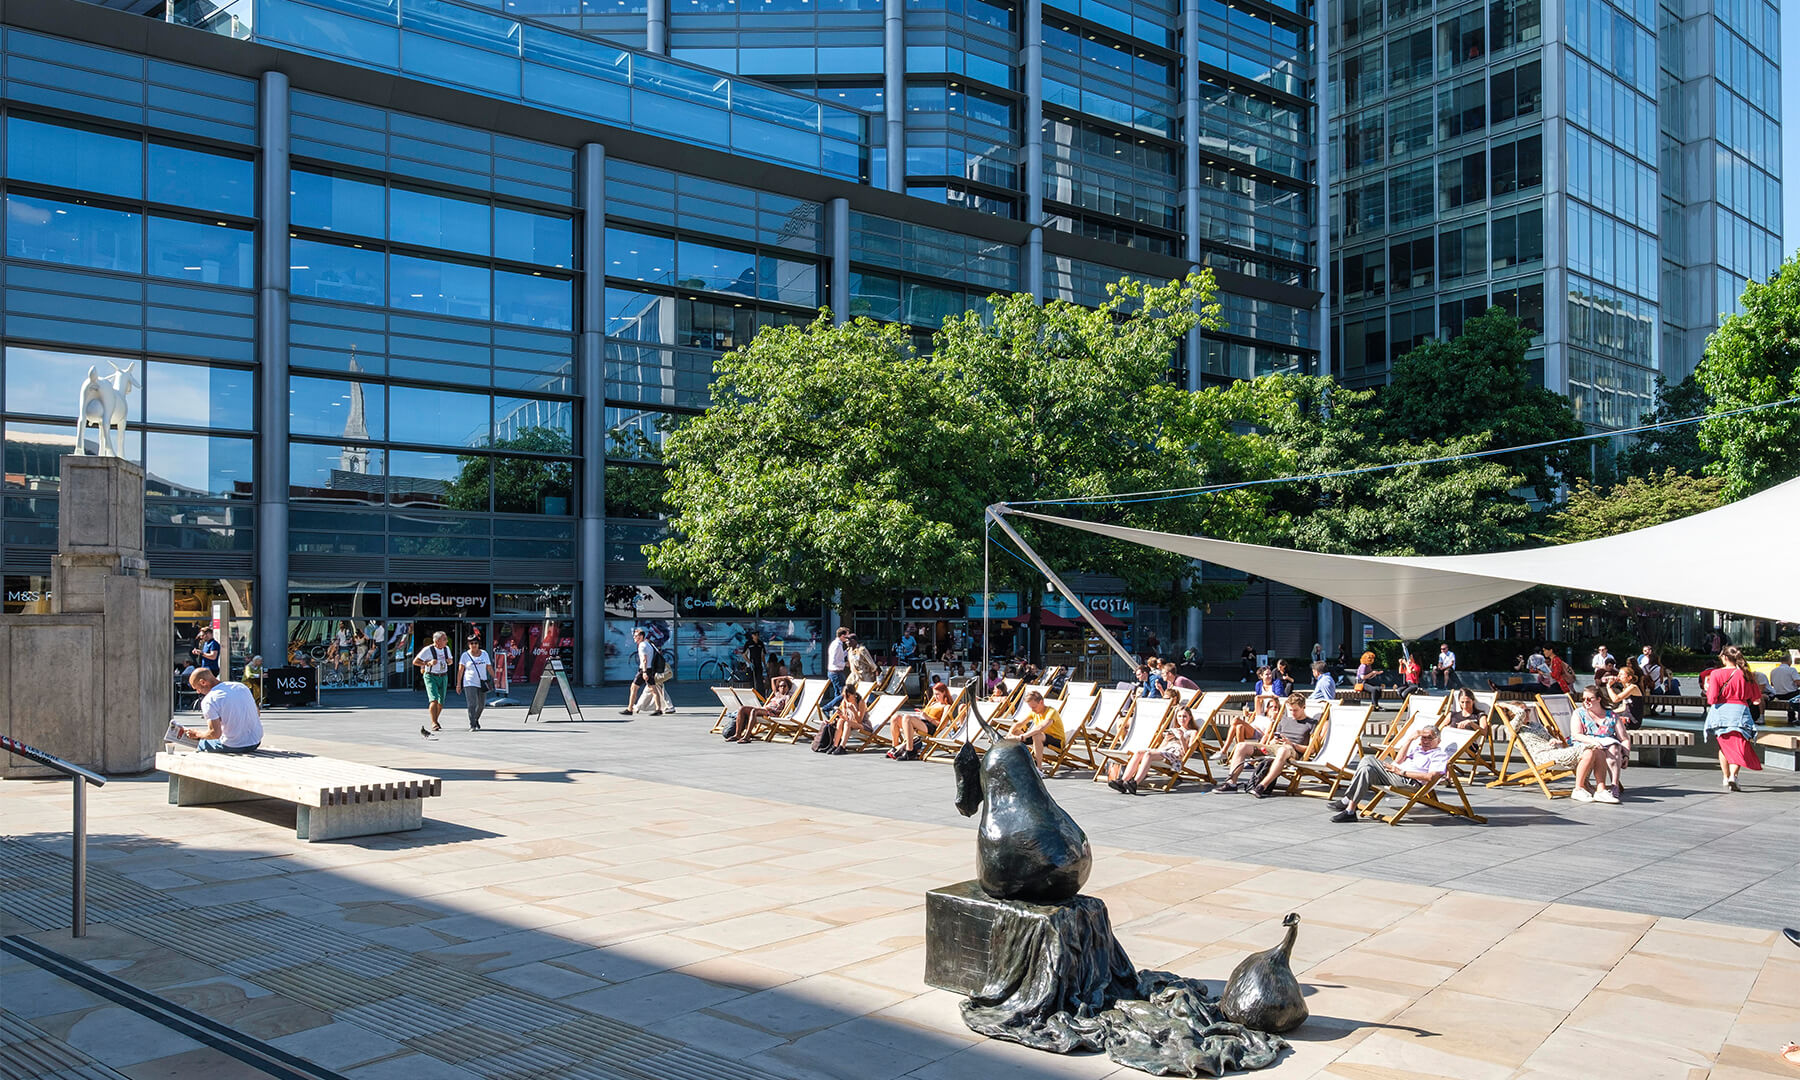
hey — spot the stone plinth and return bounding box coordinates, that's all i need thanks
[1,455,171,779]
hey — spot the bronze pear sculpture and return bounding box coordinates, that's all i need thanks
[953,739,1091,902]
[1219,912,1309,1033]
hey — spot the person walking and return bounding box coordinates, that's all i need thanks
[621,628,668,715]
[458,639,493,730]
[413,630,454,737]
[192,626,222,676]
[821,626,851,717]
[1704,646,1764,792]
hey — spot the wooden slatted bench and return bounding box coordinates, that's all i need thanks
[156,750,441,842]
[1630,727,1693,767]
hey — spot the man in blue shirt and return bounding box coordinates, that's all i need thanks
[1309,660,1337,703]
[192,627,221,675]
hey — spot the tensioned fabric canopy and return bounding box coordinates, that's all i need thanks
[1009,476,1800,640]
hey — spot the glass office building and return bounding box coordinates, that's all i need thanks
[1325,0,1781,427]
[0,0,1321,682]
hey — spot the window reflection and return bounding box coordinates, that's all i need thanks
[291,169,386,237]
[4,116,142,200]
[149,143,255,217]
[390,449,487,510]
[145,432,254,499]
[4,422,141,491]
[390,185,491,256]
[290,441,386,503]
[291,237,385,305]
[494,206,575,267]
[389,385,491,447]
[290,374,387,440]
[147,216,254,287]
[389,252,491,319]
[494,270,573,330]
[145,361,255,431]
[4,347,147,421]
[5,193,142,274]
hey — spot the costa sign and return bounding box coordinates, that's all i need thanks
[388,583,490,613]
[902,592,966,617]
[1082,596,1134,616]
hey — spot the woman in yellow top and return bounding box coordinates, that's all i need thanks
[892,681,958,760]
[1008,690,1065,770]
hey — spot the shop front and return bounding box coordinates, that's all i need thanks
[288,580,574,690]
[604,585,823,684]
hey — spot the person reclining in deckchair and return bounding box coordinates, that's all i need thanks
[724,676,794,742]
[1008,690,1065,773]
[1216,692,1317,798]
[891,681,959,760]
[1328,723,1449,822]
[1106,703,1198,796]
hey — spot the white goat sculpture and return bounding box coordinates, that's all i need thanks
[74,362,138,458]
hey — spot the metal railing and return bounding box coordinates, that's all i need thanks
[1,736,106,938]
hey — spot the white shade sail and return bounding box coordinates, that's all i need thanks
[1009,476,1800,640]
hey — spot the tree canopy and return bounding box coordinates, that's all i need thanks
[645,273,1283,612]
[1616,374,1712,480]
[1695,250,1800,500]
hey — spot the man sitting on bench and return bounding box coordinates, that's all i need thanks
[171,668,264,754]
[1328,722,1449,822]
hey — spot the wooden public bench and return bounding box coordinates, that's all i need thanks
[1630,728,1693,767]
[1756,732,1798,771]
[157,750,441,841]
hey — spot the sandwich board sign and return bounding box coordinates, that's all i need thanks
[525,660,584,722]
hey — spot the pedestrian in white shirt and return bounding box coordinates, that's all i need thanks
[413,631,454,736]
[458,642,493,730]
[1434,644,1457,689]
[621,629,671,715]
[1591,645,1613,673]
[1769,656,1799,724]
[172,669,264,753]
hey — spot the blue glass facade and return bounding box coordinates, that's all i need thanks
[1,0,1323,680]
[1327,0,1782,427]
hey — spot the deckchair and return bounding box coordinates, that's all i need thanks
[1037,694,1100,777]
[842,693,910,752]
[1283,703,1372,797]
[1139,691,1236,789]
[1535,692,1577,742]
[1358,726,1488,825]
[882,665,913,697]
[709,685,762,734]
[1091,697,1174,781]
[918,688,984,761]
[1485,703,1578,799]
[1065,687,1134,771]
[1002,683,1057,721]
[1061,680,1099,703]
[1376,693,1447,755]
[1452,690,1501,779]
[763,677,829,743]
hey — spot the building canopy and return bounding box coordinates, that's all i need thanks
[1009,477,1800,640]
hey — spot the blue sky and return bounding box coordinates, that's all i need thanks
[1787,5,1798,256]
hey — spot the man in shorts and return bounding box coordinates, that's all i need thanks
[413,630,454,737]
[1008,690,1065,773]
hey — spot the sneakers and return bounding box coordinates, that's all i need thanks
[1593,788,1620,804]
[1213,782,1239,794]
[1330,809,1357,823]
[1107,778,1127,793]
[1326,798,1347,812]
[1571,787,1594,803]
[619,708,635,716]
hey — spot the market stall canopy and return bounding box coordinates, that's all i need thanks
[1008,476,1800,640]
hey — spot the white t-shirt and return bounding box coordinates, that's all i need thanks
[637,639,654,672]
[1770,664,1799,695]
[1438,650,1456,669]
[415,644,452,674]
[1590,651,1611,671]
[827,639,848,673]
[200,681,264,747]
[461,649,491,687]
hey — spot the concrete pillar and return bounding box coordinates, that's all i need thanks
[883,0,905,192]
[827,197,850,324]
[579,143,608,686]
[256,70,291,667]
[1023,0,1043,301]
[1316,600,1336,661]
[646,0,667,54]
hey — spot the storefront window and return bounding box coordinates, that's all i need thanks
[493,586,575,684]
[287,580,386,688]
[3,573,54,614]
[604,584,673,682]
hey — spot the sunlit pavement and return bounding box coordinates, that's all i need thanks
[2,689,1795,1079]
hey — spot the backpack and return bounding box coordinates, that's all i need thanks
[651,646,666,675]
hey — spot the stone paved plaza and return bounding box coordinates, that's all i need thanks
[2,687,1797,1080]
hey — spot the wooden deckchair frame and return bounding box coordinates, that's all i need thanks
[1065,687,1134,771]
[1091,697,1174,781]
[710,686,763,734]
[1140,691,1236,789]
[1061,680,1099,703]
[1485,702,1577,799]
[1359,726,1487,825]
[763,678,829,743]
[1534,692,1577,742]
[1283,703,1372,797]
[842,693,911,752]
[919,689,985,761]
[1037,694,1100,777]
[1377,694,1448,755]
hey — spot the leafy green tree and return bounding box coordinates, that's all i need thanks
[1375,307,1585,498]
[1543,470,1726,648]
[1616,374,1714,479]
[647,274,1281,647]
[1247,374,1533,557]
[1695,252,1800,500]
